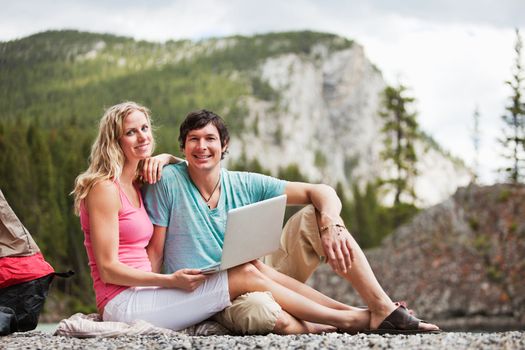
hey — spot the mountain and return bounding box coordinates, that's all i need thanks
[1,30,469,206]
[0,30,472,316]
[309,184,525,330]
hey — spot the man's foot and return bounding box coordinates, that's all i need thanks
[369,305,440,334]
[358,301,415,316]
[339,308,371,333]
[369,302,397,330]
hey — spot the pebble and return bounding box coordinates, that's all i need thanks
[1,331,524,349]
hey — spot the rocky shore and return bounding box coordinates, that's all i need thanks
[309,184,525,331]
[2,331,525,349]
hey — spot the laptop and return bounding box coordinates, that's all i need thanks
[201,194,287,274]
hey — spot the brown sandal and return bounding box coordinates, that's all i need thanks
[363,305,441,335]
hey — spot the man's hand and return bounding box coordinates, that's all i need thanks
[320,224,354,274]
[168,269,208,291]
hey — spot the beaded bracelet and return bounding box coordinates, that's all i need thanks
[319,223,346,232]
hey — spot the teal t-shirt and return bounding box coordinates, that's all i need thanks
[142,162,286,272]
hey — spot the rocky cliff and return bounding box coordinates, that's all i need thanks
[1,30,471,206]
[228,40,471,206]
[309,184,525,330]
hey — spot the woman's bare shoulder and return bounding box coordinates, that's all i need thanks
[86,180,120,209]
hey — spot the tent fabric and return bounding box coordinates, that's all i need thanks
[0,189,66,335]
[0,252,54,288]
[0,189,40,258]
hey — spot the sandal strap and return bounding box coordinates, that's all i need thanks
[378,305,421,331]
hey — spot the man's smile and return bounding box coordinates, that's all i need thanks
[193,154,212,159]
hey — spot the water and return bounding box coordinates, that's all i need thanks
[35,323,58,334]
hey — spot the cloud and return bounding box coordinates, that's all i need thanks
[2,0,524,42]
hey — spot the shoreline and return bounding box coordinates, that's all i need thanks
[3,330,524,350]
[34,315,525,335]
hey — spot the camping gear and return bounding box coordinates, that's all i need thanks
[0,189,73,335]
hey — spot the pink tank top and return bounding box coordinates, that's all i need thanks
[80,182,154,310]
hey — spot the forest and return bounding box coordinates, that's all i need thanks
[3,29,522,316]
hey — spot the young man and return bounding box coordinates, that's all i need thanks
[142,109,439,335]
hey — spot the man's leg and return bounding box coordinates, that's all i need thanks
[213,206,327,335]
[225,263,370,333]
[265,205,437,331]
[212,291,282,335]
[212,291,334,334]
[263,205,323,283]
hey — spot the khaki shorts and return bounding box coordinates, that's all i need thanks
[212,291,281,335]
[214,205,325,334]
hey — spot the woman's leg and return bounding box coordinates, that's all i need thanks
[103,273,231,331]
[227,263,369,332]
[273,310,336,334]
[251,259,355,311]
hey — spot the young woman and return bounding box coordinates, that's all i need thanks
[72,102,434,334]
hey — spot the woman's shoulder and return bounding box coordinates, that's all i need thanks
[86,180,120,208]
[91,179,118,192]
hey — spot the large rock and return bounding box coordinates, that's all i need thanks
[309,184,525,330]
[228,39,471,206]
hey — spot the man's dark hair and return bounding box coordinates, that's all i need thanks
[179,109,230,159]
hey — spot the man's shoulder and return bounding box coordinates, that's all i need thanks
[223,169,286,195]
[142,162,188,194]
[159,162,188,179]
[223,168,262,179]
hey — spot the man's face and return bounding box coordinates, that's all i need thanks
[183,122,226,173]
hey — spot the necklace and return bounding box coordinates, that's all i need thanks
[195,175,221,209]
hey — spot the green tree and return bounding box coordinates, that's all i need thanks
[500,29,525,183]
[349,182,381,247]
[379,84,419,206]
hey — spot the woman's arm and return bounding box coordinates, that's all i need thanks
[141,153,184,184]
[86,181,206,291]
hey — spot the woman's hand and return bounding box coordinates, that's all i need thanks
[141,153,181,184]
[167,269,208,292]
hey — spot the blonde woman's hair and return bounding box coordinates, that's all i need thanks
[72,101,154,214]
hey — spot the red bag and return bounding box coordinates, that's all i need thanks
[0,189,73,335]
[0,252,54,288]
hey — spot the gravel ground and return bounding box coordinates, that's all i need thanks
[2,331,524,349]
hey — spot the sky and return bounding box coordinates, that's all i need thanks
[1,0,524,184]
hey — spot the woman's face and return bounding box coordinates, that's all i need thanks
[119,110,153,162]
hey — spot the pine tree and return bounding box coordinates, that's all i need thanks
[379,84,419,205]
[500,29,525,183]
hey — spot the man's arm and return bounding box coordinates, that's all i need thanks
[285,182,354,273]
[147,225,167,273]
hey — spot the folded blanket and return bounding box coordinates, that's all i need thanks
[54,313,230,338]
